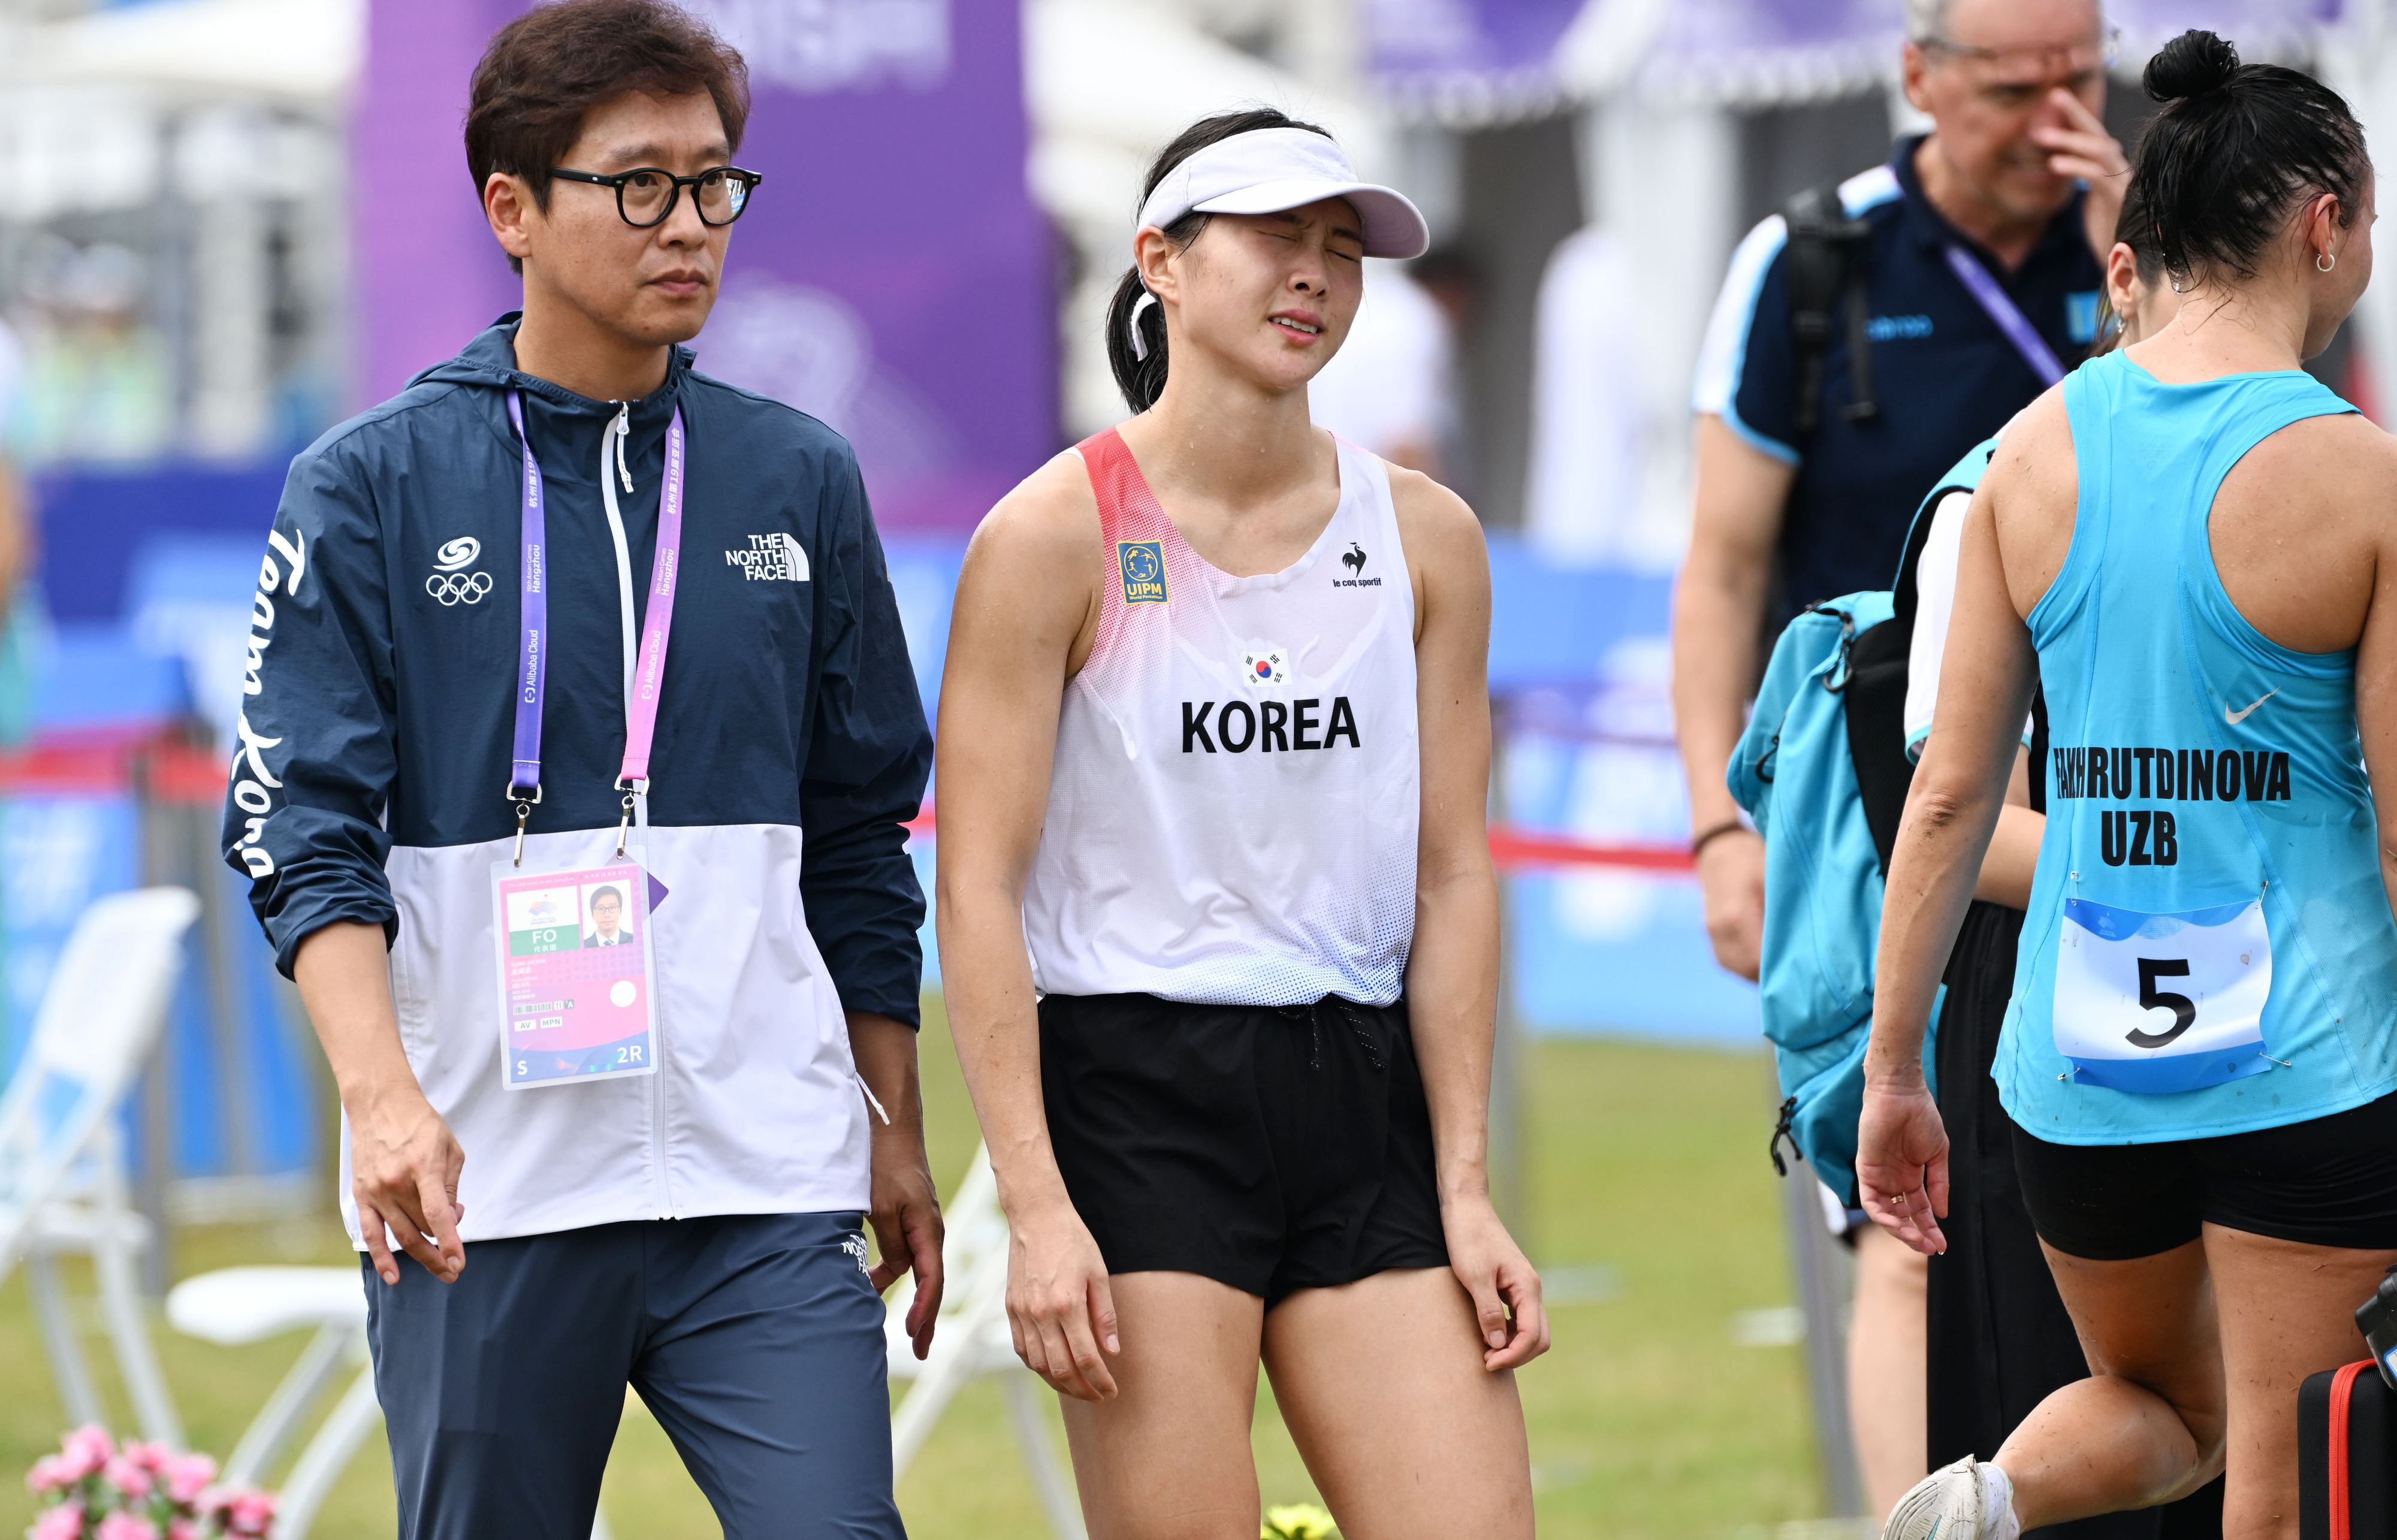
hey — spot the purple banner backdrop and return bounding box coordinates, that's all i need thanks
[1365,0,1587,119]
[354,0,523,407]
[1364,0,2348,111]
[354,0,1050,534]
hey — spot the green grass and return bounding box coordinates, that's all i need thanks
[0,1010,1821,1538]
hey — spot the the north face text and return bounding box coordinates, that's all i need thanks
[726,533,810,582]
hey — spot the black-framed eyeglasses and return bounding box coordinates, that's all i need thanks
[550,165,762,228]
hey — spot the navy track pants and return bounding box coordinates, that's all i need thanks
[363,1211,905,1540]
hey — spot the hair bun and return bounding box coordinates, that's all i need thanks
[2145,29,2241,104]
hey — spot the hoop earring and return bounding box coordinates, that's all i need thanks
[2318,251,2338,273]
[2170,274,2189,295]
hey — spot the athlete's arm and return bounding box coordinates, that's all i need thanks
[1973,753,2042,910]
[1673,416,1795,980]
[934,451,1121,1402]
[1391,466,1550,1372]
[294,920,464,1286]
[1861,466,2042,1257]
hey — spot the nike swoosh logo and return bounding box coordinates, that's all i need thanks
[2226,689,2278,725]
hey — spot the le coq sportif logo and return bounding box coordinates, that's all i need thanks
[427,534,491,605]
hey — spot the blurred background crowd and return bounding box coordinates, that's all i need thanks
[2,1,2394,1535]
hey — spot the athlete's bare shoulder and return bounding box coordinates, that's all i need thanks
[970,447,1103,568]
[1383,460,1488,642]
[1984,384,2076,505]
[953,446,1106,677]
[1384,461,1486,572]
[2280,408,2397,508]
[1978,385,2077,617]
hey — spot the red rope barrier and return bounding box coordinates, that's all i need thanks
[0,757,1695,875]
[0,735,227,802]
[904,808,1691,874]
[1486,825,1695,874]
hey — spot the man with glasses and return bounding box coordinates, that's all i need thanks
[1672,0,2126,1523]
[222,2,938,1535]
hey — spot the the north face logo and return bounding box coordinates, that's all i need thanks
[727,533,810,582]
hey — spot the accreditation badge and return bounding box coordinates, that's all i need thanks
[490,850,659,1089]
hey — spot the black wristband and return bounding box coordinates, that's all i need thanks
[1689,819,1752,859]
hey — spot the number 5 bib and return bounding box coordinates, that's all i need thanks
[2053,895,2275,1094]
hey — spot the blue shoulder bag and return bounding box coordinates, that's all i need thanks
[1726,440,1999,1203]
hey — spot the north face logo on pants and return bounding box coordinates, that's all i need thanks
[727,534,810,582]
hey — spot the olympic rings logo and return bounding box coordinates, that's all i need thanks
[426,572,493,606]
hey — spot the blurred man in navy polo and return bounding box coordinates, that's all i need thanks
[1674,0,2122,983]
[1668,0,2126,1518]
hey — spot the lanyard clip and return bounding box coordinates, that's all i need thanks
[505,780,542,868]
[614,781,636,859]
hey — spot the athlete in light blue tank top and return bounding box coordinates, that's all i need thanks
[1997,349,2397,1140]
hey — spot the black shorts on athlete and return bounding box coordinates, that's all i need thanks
[2013,1089,2397,1261]
[1039,991,1450,1305]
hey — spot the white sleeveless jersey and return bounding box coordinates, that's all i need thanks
[1022,427,1421,1006]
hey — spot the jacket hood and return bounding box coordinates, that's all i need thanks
[410,313,698,416]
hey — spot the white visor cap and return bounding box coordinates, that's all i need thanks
[1136,127,1430,259]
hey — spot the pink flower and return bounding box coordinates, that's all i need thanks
[222,1490,276,1537]
[27,1455,71,1494]
[29,1502,86,1540]
[103,1456,154,1500]
[159,1455,215,1506]
[122,1445,172,1475]
[95,1513,159,1540]
[58,1426,114,1482]
[165,1523,198,1540]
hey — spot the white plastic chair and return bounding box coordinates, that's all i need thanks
[0,885,204,1450]
[166,1266,378,1539]
[886,1144,1086,1540]
[167,1268,615,1540]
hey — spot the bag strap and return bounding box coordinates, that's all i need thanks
[2332,1359,2370,1540]
[1785,178,1881,435]
[1888,482,1956,632]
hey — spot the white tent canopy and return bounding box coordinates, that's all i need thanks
[12,0,364,104]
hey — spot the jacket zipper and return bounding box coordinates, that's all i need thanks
[601,401,674,1219]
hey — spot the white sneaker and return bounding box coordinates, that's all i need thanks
[1882,1457,2009,1540]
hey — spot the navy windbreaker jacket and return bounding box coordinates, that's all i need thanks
[222,317,932,1240]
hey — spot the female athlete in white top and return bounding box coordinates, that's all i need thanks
[936,110,1545,1538]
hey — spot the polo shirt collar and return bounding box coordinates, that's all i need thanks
[1889,133,2087,276]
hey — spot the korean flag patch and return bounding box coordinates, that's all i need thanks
[1240,647,1289,687]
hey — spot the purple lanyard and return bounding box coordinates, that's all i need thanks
[504,390,687,810]
[1942,244,2067,388]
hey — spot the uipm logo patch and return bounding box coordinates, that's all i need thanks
[1117,540,1169,605]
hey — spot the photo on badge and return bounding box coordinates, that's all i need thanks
[582,880,635,948]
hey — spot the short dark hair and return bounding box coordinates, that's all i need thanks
[466,0,749,224]
[1104,108,1337,415]
[590,886,624,910]
[2131,30,2368,289]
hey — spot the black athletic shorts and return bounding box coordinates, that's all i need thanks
[2013,1090,2397,1260]
[1039,991,1450,1305]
